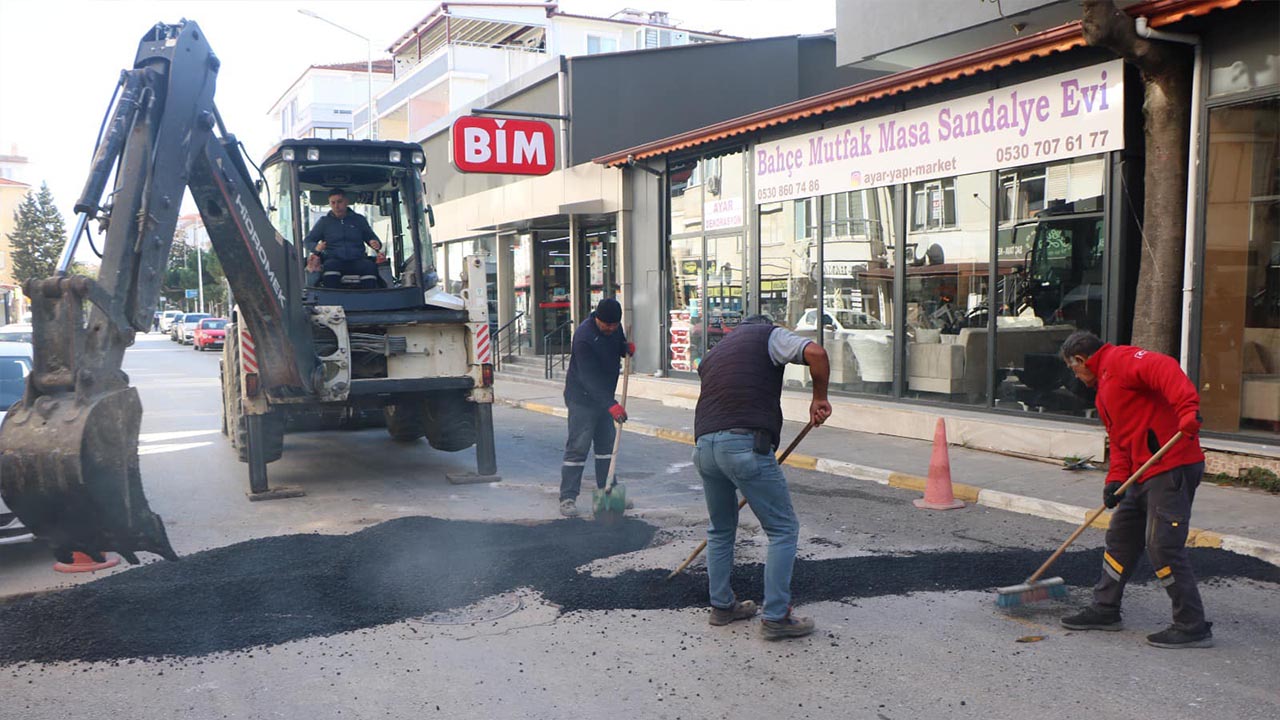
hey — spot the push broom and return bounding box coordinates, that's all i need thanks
[666,421,815,581]
[995,431,1185,608]
[592,338,632,522]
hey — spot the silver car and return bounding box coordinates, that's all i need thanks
[0,341,34,545]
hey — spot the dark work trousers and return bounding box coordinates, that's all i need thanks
[321,256,379,289]
[560,401,616,501]
[1093,461,1207,630]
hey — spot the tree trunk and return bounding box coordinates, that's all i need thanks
[1082,0,1192,356]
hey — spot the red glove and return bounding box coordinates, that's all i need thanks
[1178,412,1201,437]
[627,342,636,357]
[609,403,628,423]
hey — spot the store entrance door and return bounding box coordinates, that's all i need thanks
[535,231,572,354]
[577,223,618,320]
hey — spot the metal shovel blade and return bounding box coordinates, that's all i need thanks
[0,386,177,563]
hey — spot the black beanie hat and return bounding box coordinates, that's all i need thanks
[595,297,622,323]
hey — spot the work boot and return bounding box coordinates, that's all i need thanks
[1146,623,1213,649]
[761,610,815,640]
[1060,606,1123,631]
[708,600,758,626]
[559,499,579,518]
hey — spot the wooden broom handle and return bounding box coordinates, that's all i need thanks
[1025,431,1186,585]
[667,421,816,580]
[602,332,632,494]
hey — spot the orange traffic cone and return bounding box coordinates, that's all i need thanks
[913,418,965,510]
[53,552,121,574]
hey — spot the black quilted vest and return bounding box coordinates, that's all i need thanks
[694,323,785,447]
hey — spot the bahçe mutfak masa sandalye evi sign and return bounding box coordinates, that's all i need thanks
[451,116,556,176]
[753,60,1124,204]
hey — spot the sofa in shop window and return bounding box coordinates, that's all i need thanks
[905,318,1075,402]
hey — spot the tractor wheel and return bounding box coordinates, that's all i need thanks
[423,392,477,452]
[224,327,284,463]
[384,398,427,442]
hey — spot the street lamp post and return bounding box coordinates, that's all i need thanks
[298,9,375,140]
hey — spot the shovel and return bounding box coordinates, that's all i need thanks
[592,344,631,522]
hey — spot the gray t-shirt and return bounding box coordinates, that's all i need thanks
[767,327,812,366]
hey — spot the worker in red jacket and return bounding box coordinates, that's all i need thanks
[1057,330,1211,648]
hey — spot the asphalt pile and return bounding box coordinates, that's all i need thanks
[0,516,654,665]
[2,516,1276,665]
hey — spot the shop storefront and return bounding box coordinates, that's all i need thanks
[660,60,1126,420]
[666,152,748,373]
[1193,4,1280,439]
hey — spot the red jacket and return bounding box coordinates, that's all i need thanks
[1087,344,1204,484]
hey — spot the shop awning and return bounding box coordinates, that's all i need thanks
[594,0,1244,167]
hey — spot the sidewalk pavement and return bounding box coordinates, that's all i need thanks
[494,374,1280,567]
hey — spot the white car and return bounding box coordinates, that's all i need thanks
[789,308,893,387]
[157,310,180,333]
[0,323,33,344]
[0,341,34,544]
[177,313,210,345]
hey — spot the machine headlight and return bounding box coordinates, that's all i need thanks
[306,147,320,161]
[412,152,425,166]
[388,150,402,163]
[282,148,295,162]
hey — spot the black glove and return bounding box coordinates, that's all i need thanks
[1103,481,1124,509]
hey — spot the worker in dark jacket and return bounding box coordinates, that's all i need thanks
[304,188,383,289]
[1058,330,1212,648]
[694,314,831,640]
[559,297,634,517]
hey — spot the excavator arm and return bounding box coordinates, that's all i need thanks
[0,21,317,563]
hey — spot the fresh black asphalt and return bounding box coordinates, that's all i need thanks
[1,517,1275,664]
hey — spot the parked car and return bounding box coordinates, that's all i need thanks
[789,307,893,388]
[157,310,180,333]
[177,313,210,345]
[193,317,227,351]
[169,313,186,341]
[0,341,34,545]
[0,323,33,343]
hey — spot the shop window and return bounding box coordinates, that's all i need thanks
[911,178,956,231]
[904,173,990,405]
[821,188,896,396]
[993,155,1107,417]
[1198,98,1280,437]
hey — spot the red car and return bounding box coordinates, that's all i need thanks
[193,317,227,351]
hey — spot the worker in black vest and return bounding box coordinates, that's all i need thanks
[694,314,831,639]
[304,188,383,289]
[559,297,634,517]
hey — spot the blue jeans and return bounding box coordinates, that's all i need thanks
[693,430,799,621]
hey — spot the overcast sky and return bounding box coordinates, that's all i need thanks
[0,0,836,253]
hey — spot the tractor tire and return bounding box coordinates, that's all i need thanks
[423,392,477,452]
[384,399,427,442]
[224,326,284,463]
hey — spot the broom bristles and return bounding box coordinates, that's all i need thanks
[995,581,1069,608]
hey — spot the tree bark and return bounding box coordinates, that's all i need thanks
[1082,0,1192,356]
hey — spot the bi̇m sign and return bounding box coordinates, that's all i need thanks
[451,117,556,176]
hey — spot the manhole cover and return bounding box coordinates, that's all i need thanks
[412,592,525,625]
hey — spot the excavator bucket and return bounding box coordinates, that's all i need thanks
[0,277,177,564]
[0,386,177,564]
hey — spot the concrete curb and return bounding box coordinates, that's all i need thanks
[500,397,1280,568]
